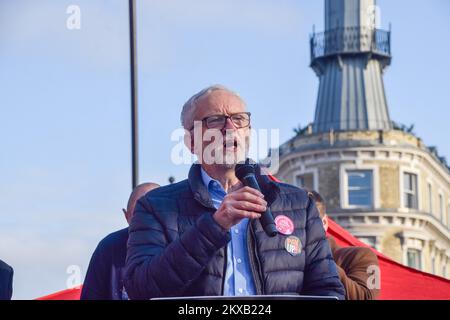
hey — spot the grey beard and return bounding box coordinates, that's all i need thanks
[222,146,248,169]
[218,162,236,170]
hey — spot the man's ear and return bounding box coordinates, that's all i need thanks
[122,208,131,225]
[322,215,329,233]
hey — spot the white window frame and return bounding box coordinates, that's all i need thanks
[427,181,433,214]
[340,164,379,209]
[438,192,444,222]
[402,236,425,271]
[292,168,318,191]
[406,248,423,270]
[403,246,425,271]
[356,236,377,248]
[448,201,450,229]
[432,256,436,275]
[399,167,421,212]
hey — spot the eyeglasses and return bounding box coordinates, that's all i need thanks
[190,112,251,130]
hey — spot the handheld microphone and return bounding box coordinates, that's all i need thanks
[235,161,278,237]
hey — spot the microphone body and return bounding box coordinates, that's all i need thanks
[235,163,278,237]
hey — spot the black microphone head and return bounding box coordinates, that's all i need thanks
[235,159,256,181]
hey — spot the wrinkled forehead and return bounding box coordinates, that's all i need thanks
[194,90,246,120]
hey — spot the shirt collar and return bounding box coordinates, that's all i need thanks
[200,167,226,194]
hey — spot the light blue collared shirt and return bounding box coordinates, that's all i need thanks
[200,167,256,296]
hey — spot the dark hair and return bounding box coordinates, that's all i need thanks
[307,190,327,218]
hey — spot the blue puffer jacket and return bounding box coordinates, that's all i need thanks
[125,164,345,300]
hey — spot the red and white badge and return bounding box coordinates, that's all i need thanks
[274,215,294,235]
[285,236,302,256]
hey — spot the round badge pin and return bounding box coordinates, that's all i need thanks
[274,215,294,235]
[284,236,302,256]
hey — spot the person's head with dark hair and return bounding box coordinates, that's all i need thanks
[308,190,329,233]
[122,183,160,224]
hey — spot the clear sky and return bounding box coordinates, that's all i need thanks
[1,0,449,299]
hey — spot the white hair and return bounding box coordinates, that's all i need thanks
[180,84,245,129]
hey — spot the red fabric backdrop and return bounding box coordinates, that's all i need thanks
[36,286,82,300]
[327,218,450,299]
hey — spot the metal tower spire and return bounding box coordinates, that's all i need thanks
[311,0,392,133]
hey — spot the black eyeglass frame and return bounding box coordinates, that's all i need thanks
[189,112,251,131]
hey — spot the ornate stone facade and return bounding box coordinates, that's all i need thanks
[276,0,449,278]
[277,130,450,278]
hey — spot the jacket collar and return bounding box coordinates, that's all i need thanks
[188,163,215,209]
[188,163,280,209]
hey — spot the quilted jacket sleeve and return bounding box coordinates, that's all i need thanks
[301,197,346,300]
[124,197,230,300]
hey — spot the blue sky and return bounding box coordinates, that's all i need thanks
[0,0,449,299]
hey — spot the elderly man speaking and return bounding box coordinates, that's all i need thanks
[124,85,345,299]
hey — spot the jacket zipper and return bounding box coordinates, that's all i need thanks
[221,245,227,295]
[247,221,264,295]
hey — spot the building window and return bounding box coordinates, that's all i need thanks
[438,194,443,221]
[407,249,422,270]
[444,265,447,278]
[403,173,418,209]
[295,173,314,190]
[347,170,373,207]
[357,236,376,248]
[432,257,436,275]
[427,183,433,214]
[448,204,450,228]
